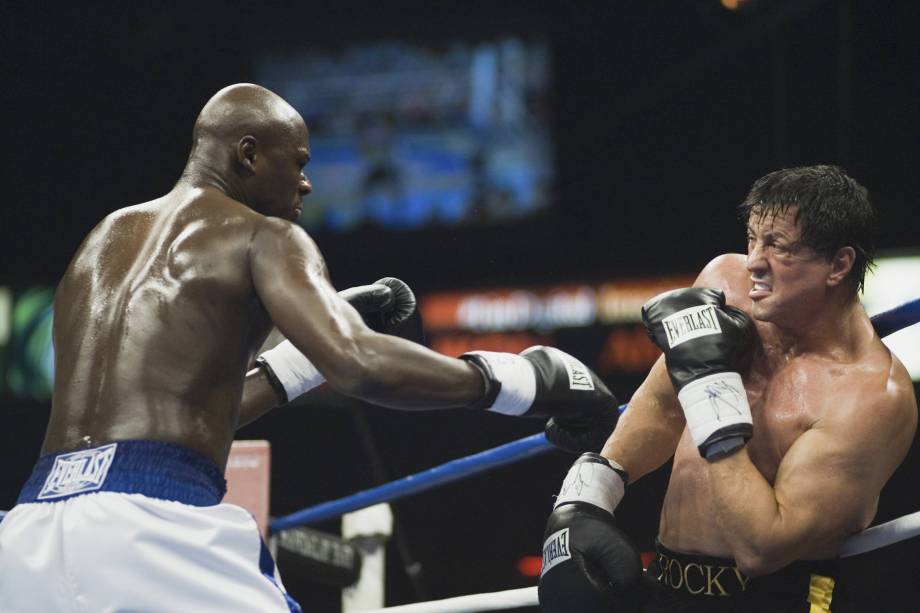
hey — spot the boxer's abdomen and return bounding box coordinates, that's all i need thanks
[658,430,736,557]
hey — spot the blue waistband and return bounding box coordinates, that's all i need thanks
[17,440,227,506]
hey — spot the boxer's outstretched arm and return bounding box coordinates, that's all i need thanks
[600,355,685,481]
[248,218,483,409]
[707,383,916,577]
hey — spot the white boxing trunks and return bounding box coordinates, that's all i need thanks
[0,440,301,613]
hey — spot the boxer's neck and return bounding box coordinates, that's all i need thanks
[176,160,246,205]
[763,293,866,359]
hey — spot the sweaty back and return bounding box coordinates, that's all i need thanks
[46,189,273,465]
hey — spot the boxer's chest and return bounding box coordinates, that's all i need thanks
[742,357,826,483]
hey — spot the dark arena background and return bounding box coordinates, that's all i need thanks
[2,1,919,611]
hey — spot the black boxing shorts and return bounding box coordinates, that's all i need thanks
[641,540,837,613]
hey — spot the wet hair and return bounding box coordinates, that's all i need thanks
[738,165,877,293]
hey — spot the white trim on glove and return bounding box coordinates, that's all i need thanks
[553,457,626,516]
[677,371,752,450]
[466,351,537,416]
[258,340,325,401]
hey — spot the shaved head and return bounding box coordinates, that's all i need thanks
[180,83,312,218]
[192,83,304,151]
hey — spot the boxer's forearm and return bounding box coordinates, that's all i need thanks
[332,332,484,409]
[707,448,798,576]
[601,357,685,481]
[238,366,284,428]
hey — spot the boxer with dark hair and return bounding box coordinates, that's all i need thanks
[539,165,917,612]
[0,84,616,612]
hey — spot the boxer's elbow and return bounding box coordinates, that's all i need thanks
[734,549,785,578]
[733,534,801,578]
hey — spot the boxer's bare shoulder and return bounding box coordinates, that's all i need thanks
[692,253,752,311]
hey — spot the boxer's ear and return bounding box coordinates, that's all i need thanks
[236,135,258,174]
[827,246,855,287]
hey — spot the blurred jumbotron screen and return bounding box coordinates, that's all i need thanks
[256,38,553,233]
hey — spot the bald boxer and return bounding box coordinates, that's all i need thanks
[0,84,616,612]
[539,165,918,612]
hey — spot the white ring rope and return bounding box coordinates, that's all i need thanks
[366,586,537,613]
[367,510,920,612]
[838,508,920,558]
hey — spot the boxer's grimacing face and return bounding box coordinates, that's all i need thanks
[745,206,832,326]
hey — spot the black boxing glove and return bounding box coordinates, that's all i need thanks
[641,287,755,459]
[539,453,642,613]
[340,277,420,338]
[257,279,420,403]
[370,277,425,344]
[338,283,394,325]
[460,346,620,453]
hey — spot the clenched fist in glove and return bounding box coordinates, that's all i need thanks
[460,346,620,453]
[641,287,755,459]
[539,453,643,613]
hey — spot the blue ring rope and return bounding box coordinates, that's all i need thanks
[269,296,920,533]
[869,296,920,339]
[270,432,557,532]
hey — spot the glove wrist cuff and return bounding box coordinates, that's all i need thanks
[677,371,752,456]
[460,351,536,416]
[256,357,290,405]
[257,340,325,402]
[554,453,626,516]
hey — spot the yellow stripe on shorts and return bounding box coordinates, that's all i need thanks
[808,573,835,612]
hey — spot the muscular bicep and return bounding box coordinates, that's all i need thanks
[772,394,915,554]
[248,220,369,381]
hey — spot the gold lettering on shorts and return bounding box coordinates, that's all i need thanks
[656,553,669,582]
[706,565,729,596]
[667,558,684,589]
[733,567,750,591]
[655,552,742,597]
[683,563,706,595]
